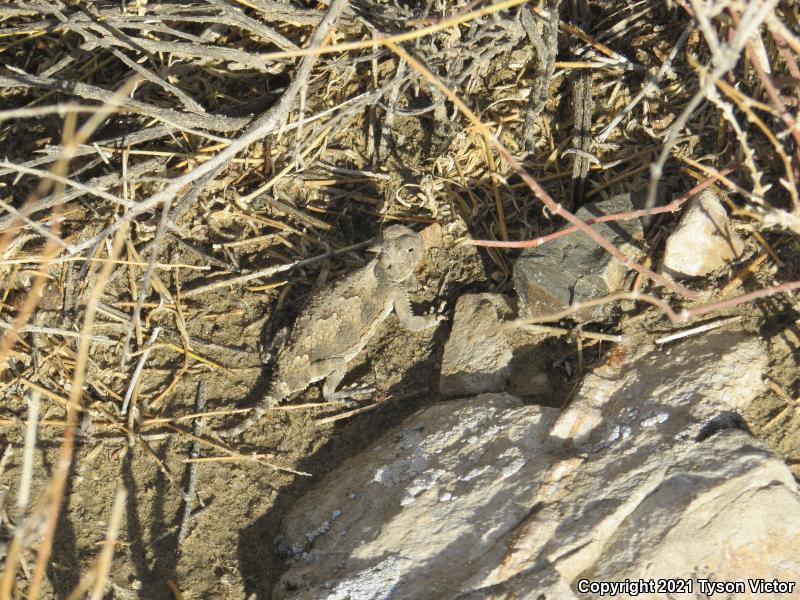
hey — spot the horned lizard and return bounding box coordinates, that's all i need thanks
[217,225,443,437]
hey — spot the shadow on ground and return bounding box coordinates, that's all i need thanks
[236,329,449,598]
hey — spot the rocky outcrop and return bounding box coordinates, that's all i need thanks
[274,330,799,599]
[276,392,560,599]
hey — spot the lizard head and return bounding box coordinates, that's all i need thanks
[371,225,425,283]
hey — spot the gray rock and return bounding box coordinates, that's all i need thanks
[513,194,643,318]
[275,331,800,600]
[661,190,744,278]
[439,294,549,397]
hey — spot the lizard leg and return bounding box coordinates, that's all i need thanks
[320,359,373,401]
[393,289,443,331]
[215,392,278,438]
[260,325,289,367]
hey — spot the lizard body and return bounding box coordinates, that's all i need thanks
[217,225,441,437]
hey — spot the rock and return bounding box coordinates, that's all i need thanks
[548,330,766,451]
[661,190,744,278]
[274,331,800,600]
[439,294,549,397]
[439,294,515,396]
[275,393,562,599]
[419,222,446,252]
[513,194,644,318]
[417,219,487,296]
[528,332,782,592]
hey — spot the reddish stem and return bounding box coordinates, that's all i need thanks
[472,164,738,249]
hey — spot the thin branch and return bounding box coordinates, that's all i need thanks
[644,0,780,215]
[472,164,738,248]
[0,70,246,134]
[0,158,164,233]
[182,240,369,297]
[259,0,527,60]
[46,0,206,113]
[86,488,126,600]
[26,224,128,599]
[178,381,206,544]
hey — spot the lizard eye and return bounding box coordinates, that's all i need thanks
[407,247,414,252]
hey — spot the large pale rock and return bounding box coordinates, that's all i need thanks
[275,394,561,599]
[661,190,744,278]
[513,194,644,318]
[527,332,784,591]
[439,294,549,397]
[274,331,800,600]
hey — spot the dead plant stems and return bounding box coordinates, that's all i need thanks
[182,240,370,297]
[260,0,527,60]
[65,0,350,258]
[24,224,127,599]
[385,40,699,300]
[521,282,800,326]
[86,488,126,600]
[472,164,739,248]
[645,0,780,215]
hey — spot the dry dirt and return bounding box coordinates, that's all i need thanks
[3,222,800,599]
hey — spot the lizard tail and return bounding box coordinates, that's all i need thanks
[216,395,276,438]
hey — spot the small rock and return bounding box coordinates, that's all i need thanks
[439,294,549,397]
[513,193,644,318]
[661,190,744,278]
[439,294,513,396]
[419,222,445,251]
[417,219,486,295]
